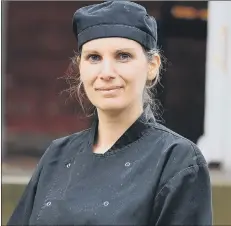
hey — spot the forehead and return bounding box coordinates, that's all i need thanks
[81,37,143,52]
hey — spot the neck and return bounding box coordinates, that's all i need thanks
[94,104,143,152]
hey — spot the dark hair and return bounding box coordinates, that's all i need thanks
[63,46,166,121]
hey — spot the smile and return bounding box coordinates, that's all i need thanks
[95,86,123,91]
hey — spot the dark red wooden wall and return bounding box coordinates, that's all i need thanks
[5,2,91,137]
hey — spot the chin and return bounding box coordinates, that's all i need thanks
[96,99,127,113]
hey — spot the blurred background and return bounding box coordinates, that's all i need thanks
[2,1,231,225]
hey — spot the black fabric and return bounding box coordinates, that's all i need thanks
[8,108,212,226]
[72,1,158,50]
[90,106,155,154]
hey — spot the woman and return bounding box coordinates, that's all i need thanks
[8,1,212,225]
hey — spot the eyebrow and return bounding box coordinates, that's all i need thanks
[82,48,135,55]
[82,50,99,55]
[115,48,135,53]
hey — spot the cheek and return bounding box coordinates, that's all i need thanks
[79,70,96,103]
[79,64,96,87]
[120,64,148,91]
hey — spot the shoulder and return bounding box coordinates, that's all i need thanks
[52,128,91,148]
[38,128,91,165]
[148,122,209,186]
[150,122,206,165]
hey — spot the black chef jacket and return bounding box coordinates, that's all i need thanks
[8,107,212,226]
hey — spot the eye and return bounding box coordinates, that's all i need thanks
[87,54,101,63]
[117,52,132,62]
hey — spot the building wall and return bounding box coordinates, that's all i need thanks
[4,2,91,155]
[5,2,91,133]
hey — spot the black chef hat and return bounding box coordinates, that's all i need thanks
[72,1,158,51]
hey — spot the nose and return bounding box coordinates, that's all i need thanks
[99,58,116,80]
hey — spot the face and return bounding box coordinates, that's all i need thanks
[79,37,159,113]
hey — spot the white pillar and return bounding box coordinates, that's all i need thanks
[198,2,231,171]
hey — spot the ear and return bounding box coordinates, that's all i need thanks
[147,54,161,81]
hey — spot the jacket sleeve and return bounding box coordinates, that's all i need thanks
[152,163,213,226]
[7,143,53,226]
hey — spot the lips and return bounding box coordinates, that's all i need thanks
[95,86,123,91]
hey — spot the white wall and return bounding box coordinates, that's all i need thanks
[198,2,231,171]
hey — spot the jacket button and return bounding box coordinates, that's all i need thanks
[125,162,130,167]
[103,201,109,206]
[66,163,71,168]
[46,201,51,206]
